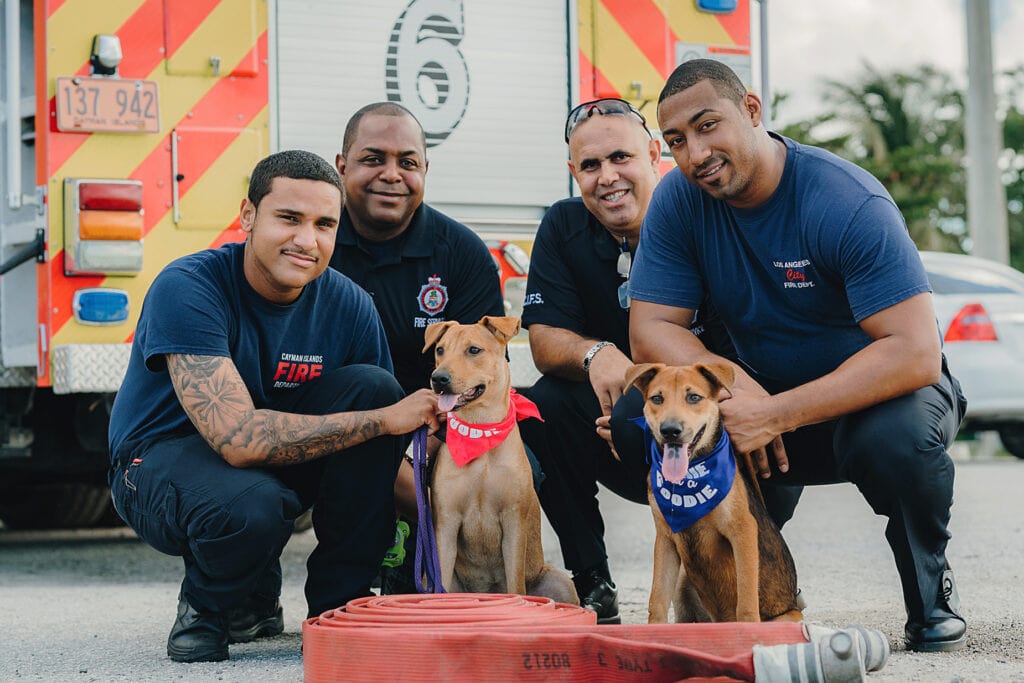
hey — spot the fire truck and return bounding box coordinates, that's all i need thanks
[0,0,759,528]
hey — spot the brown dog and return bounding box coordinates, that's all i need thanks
[625,362,802,624]
[422,316,578,604]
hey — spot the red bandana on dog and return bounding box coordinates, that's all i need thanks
[445,390,542,467]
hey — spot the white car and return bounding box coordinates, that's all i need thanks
[920,251,1024,459]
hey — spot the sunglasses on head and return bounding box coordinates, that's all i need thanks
[564,98,652,143]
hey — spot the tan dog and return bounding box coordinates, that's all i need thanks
[625,362,803,624]
[422,316,578,604]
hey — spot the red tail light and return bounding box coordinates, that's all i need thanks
[64,178,144,275]
[78,181,143,211]
[944,303,998,342]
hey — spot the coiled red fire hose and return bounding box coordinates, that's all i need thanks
[302,593,810,682]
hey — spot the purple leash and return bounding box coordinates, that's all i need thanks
[411,426,445,593]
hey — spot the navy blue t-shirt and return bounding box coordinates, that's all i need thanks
[330,203,503,394]
[522,197,734,359]
[108,241,391,457]
[631,134,930,391]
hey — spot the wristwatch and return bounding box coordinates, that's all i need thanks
[582,341,615,374]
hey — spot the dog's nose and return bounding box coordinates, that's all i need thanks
[431,370,452,393]
[659,422,683,442]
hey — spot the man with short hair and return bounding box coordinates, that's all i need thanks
[331,102,503,396]
[519,98,671,623]
[627,58,966,651]
[108,150,440,662]
[329,102,504,591]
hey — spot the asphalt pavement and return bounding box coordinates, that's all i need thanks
[1,452,1021,682]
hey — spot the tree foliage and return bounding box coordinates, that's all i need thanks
[775,63,1024,270]
[999,66,1024,271]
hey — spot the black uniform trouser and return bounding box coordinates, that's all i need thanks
[519,376,649,576]
[110,365,407,618]
[610,358,966,624]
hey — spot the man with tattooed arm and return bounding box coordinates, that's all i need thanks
[107,150,440,663]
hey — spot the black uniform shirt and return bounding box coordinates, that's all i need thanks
[330,203,504,394]
[521,198,631,355]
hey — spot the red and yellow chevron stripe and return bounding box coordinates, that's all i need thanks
[577,0,750,120]
[36,0,268,386]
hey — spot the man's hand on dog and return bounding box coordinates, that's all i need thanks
[718,391,790,478]
[594,415,621,461]
[588,346,633,459]
[382,388,443,435]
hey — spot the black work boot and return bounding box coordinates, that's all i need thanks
[904,565,966,653]
[228,595,284,643]
[167,593,229,663]
[573,566,620,625]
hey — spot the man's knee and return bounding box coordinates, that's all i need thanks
[187,478,297,580]
[285,364,404,415]
[836,399,955,499]
[329,364,404,408]
[522,375,584,423]
[761,484,803,529]
[520,376,600,458]
[610,387,647,475]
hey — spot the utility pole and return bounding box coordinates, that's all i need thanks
[964,0,1009,263]
[758,0,770,128]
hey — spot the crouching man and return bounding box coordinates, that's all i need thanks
[107,150,439,662]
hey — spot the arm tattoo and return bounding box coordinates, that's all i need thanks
[167,354,388,467]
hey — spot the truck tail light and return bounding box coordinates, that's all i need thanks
[64,178,144,275]
[500,242,530,275]
[486,240,531,280]
[944,303,998,342]
[73,288,130,325]
[78,181,142,210]
[696,0,738,12]
[486,240,531,324]
[78,210,144,240]
[502,276,528,320]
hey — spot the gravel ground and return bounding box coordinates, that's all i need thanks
[1,454,1021,682]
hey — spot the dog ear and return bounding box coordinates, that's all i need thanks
[695,362,735,392]
[479,316,521,344]
[624,363,664,395]
[423,321,458,352]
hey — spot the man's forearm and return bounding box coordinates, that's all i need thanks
[169,353,406,469]
[229,409,394,467]
[527,324,600,381]
[630,314,764,395]
[766,336,940,434]
[766,293,942,433]
[631,316,712,365]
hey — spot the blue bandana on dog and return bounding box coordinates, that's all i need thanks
[630,416,736,533]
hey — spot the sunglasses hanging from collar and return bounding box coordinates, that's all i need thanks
[617,237,632,310]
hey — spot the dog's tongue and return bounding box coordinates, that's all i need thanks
[661,443,691,484]
[437,393,459,413]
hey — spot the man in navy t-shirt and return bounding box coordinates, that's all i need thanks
[108,150,440,663]
[626,59,967,652]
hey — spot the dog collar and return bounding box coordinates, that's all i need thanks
[445,390,542,467]
[630,416,736,533]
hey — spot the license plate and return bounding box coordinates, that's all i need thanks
[55,77,160,134]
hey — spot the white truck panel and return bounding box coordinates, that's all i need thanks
[0,0,41,373]
[273,0,570,235]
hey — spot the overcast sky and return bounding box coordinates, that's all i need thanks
[766,0,1024,125]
